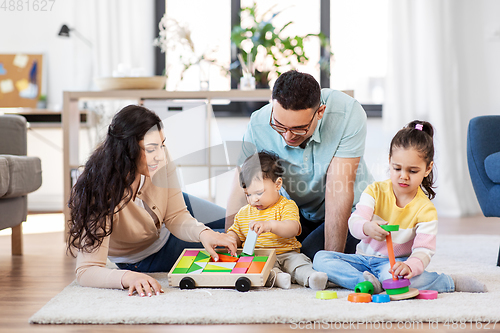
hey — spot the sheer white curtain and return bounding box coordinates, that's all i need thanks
[67,0,155,155]
[71,0,155,90]
[384,0,485,216]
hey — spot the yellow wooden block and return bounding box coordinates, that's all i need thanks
[176,256,195,269]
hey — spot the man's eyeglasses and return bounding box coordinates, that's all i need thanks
[269,104,321,136]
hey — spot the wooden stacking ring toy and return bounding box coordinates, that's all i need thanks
[355,281,374,295]
[372,294,391,303]
[316,291,338,300]
[382,278,410,290]
[386,286,410,295]
[416,290,438,300]
[347,293,372,303]
[379,225,400,232]
[382,287,420,301]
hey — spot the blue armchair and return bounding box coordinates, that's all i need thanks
[467,115,500,266]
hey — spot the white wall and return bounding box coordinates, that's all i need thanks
[456,0,500,118]
[0,0,155,110]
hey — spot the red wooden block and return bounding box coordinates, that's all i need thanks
[218,253,239,262]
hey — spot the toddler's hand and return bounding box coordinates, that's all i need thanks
[363,221,389,241]
[249,221,273,235]
[391,262,414,279]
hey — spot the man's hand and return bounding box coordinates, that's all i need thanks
[324,157,360,252]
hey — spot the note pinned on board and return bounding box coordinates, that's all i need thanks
[0,63,6,75]
[0,79,14,94]
[16,78,29,92]
[13,54,29,68]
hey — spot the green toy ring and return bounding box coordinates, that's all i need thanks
[386,286,410,295]
[355,281,374,295]
[380,225,400,232]
[316,291,338,300]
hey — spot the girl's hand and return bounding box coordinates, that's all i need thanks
[363,221,389,241]
[121,271,164,297]
[199,229,238,261]
[249,221,273,235]
[391,262,414,279]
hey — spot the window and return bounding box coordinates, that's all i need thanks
[330,0,388,104]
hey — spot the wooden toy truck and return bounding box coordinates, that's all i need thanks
[168,248,277,292]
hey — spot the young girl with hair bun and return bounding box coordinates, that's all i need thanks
[313,120,486,294]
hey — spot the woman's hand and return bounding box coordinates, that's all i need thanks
[199,229,238,261]
[121,271,164,297]
[391,262,414,279]
[363,221,389,241]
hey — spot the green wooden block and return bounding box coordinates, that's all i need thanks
[238,252,254,257]
[194,251,211,262]
[172,267,188,274]
[252,256,268,262]
[187,263,203,273]
[380,225,399,232]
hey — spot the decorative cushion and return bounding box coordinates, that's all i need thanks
[0,155,42,199]
[0,157,9,197]
[485,152,500,184]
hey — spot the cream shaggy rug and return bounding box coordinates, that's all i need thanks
[30,235,500,325]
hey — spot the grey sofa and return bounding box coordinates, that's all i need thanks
[0,115,42,255]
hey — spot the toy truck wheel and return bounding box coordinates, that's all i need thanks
[235,277,251,292]
[179,277,196,290]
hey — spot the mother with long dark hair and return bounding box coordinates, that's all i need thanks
[67,105,236,297]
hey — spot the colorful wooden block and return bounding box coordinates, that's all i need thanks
[177,256,196,269]
[218,253,239,262]
[194,251,211,262]
[172,267,189,274]
[203,262,236,272]
[238,256,254,262]
[247,261,266,274]
[184,250,200,257]
[242,229,258,255]
[252,256,268,262]
[231,267,248,274]
[234,261,251,269]
[186,262,207,274]
[203,268,232,273]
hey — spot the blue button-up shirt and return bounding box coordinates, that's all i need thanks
[240,89,374,222]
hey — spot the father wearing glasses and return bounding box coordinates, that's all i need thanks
[225,70,373,259]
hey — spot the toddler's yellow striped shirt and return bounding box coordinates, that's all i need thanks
[228,196,302,254]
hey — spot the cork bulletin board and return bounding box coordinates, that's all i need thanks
[0,54,43,108]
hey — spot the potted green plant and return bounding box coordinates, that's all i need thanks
[154,15,222,90]
[37,94,47,109]
[230,3,333,88]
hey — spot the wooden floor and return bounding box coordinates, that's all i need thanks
[1,214,499,332]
